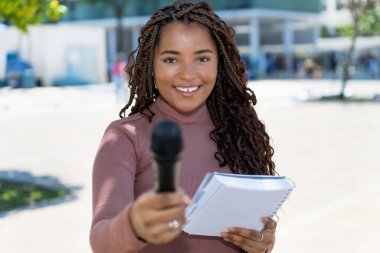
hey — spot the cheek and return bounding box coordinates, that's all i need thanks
[154,64,176,83]
[154,72,172,87]
[204,66,218,84]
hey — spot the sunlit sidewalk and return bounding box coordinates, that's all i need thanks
[0,79,379,253]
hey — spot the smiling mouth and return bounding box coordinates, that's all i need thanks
[175,86,200,93]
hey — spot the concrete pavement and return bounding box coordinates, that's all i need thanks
[0,79,379,253]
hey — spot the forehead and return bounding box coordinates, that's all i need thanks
[156,21,216,50]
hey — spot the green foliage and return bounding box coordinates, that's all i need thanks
[0,0,67,32]
[0,0,46,32]
[360,7,380,35]
[336,5,380,37]
[336,23,354,37]
[0,179,70,211]
[46,0,67,23]
[321,25,332,38]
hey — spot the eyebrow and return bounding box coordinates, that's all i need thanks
[160,49,214,55]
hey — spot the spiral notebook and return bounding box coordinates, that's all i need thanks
[183,172,295,236]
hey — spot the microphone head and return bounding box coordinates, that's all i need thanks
[150,120,183,158]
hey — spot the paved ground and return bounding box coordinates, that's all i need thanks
[0,79,379,253]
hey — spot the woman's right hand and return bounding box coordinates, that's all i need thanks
[130,189,190,244]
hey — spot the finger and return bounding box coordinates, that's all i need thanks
[156,189,190,209]
[140,190,187,210]
[227,226,261,240]
[130,197,186,243]
[221,231,267,252]
[143,205,187,227]
[145,221,183,244]
[262,217,277,232]
[221,231,256,248]
[222,227,274,251]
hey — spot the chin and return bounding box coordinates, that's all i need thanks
[175,106,199,114]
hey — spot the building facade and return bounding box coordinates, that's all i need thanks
[65,0,322,78]
[1,0,322,86]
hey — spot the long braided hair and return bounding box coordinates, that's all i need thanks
[120,1,276,176]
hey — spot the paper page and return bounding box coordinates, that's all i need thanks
[183,173,294,237]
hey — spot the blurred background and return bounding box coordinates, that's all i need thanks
[0,1,379,253]
[1,0,380,88]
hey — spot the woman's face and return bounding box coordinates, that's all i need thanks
[153,21,218,114]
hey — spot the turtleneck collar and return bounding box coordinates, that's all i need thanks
[152,98,211,126]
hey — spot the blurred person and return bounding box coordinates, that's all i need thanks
[112,52,128,103]
[90,1,277,253]
[304,58,315,78]
[369,56,379,79]
[298,58,322,79]
[266,53,275,75]
[328,53,337,79]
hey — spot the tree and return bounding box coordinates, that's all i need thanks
[0,0,67,32]
[359,6,380,35]
[46,0,68,23]
[338,0,380,99]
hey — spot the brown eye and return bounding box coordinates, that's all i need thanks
[198,57,210,62]
[164,58,177,63]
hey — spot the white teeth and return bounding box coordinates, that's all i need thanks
[176,86,199,93]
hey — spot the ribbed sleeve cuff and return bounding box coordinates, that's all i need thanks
[90,203,148,253]
[111,202,147,251]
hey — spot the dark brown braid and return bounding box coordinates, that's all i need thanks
[120,1,276,176]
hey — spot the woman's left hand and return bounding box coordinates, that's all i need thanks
[221,217,276,253]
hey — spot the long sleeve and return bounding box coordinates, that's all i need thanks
[90,123,147,253]
[90,203,146,253]
[89,101,245,253]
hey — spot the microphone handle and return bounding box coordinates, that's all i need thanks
[155,159,179,193]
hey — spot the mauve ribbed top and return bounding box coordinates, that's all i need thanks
[90,98,242,253]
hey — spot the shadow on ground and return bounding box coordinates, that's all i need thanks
[0,169,82,218]
[307,94,380,103]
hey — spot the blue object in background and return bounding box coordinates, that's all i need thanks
[241,55,256,80]
[22,68,36,88]
[0,78,6,87]
[5,51,35,88]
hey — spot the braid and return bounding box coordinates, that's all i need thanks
[120,1,275,175]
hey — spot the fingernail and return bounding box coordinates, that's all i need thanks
[262,217,269,223]
[228,227,235,232]
[183,195,191,204]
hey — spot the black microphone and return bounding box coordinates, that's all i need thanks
[150,120,183,192]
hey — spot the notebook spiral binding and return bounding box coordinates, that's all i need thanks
[270,177,295,218]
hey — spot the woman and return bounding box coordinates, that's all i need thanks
[90,1,277,253]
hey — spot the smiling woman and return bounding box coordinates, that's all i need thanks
[91,1,276,253]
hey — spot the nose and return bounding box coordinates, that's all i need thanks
[179,62,196,81]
